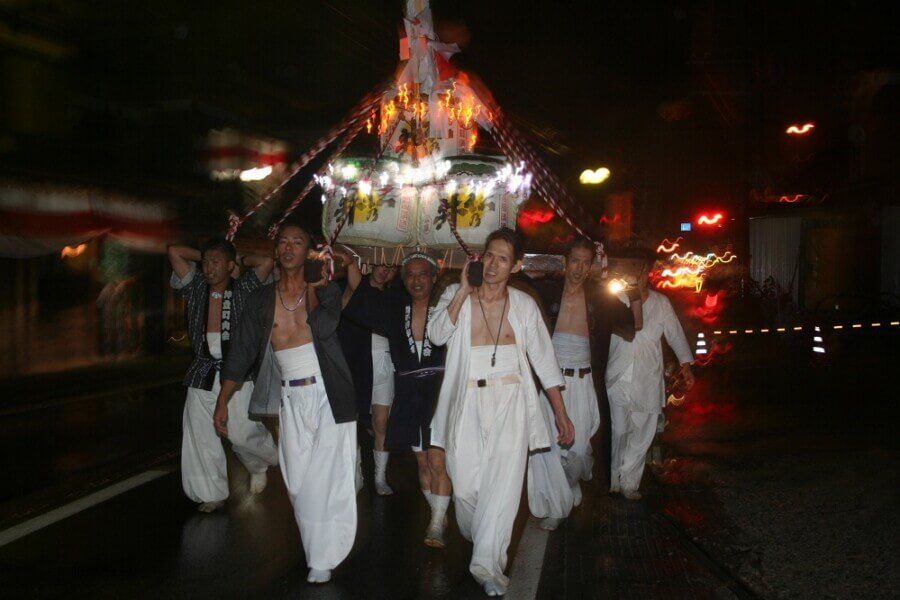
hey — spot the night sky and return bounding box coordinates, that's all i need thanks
[1,1,895,245]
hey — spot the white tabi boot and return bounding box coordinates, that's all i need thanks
[249,471,267,495]
[484,579,507,596]
[540,517,562,531]
[373,450,394,496]
[424,494,450,548]
[197,500,225,513]
[307,568,332,583]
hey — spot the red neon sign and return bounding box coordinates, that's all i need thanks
[518,209,554,227]
[696,212,724,226]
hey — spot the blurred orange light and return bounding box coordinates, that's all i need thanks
[656,237,682,253]
[61,243,87,258]
[786,122,815,135]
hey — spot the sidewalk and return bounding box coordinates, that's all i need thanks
[537,474,742,599]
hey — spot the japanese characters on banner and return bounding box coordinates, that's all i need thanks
[320,156,528,251]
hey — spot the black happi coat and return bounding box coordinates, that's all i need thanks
[337,277,376,416]
[343,277,445,450]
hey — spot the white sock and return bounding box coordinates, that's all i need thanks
[373,450,389,480]
[249,471,267,494]
[429,494,450,529]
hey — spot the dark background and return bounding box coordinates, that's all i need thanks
[2,0,896,243]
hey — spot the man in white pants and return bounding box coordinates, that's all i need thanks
[531,238,641,529]
[606,252,694,500]
[430,228,575,597]
[168,239,279,513]
[215,224,360,584]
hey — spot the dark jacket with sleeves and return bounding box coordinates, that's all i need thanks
[220,281,357,423]
[337,276,376,416]
[170,265,261,390]
[343,277,445,449]
[534,276,635,376]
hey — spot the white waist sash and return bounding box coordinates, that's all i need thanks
[552,332,591,368]
[274,343,321,380]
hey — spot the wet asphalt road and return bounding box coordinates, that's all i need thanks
[0,381,184,528]
[2,323,896,598]
[0,446,497,599]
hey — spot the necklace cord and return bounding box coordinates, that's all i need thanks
[278,284,307,312]
[477,291,508,367]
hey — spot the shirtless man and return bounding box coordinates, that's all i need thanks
[429,228,575,596]
[168,239,279,512]
[215,224,359,584]
[532,237,641,526]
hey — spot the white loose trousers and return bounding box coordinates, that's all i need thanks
[447,376,528,592]
[279,379,358,571]
[527,394,575,520]
[181,374,279,503]
[608,389,658,492]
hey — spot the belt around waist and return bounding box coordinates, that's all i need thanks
[282,376,318,387]
[468,373,521,388]
[397,366,445,379]
[561,366,592,378]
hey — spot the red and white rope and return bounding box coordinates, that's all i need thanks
[225,85,386,241]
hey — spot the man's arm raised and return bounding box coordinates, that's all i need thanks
[168,245,200,280]
[445,259,474,325]
[429,260,474,346]
[239,252,275,283]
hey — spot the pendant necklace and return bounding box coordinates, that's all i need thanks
[477,290,508,367]
[210,291,223,300]
[278,284,306,312]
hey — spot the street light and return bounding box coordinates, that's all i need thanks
[579,167,610,185]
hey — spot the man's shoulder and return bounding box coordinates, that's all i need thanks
[509,285,540,311]
[649,289,669,304]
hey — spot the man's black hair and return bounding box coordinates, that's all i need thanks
[565,236,596,261]
[276,220,312,243]
[200,237,237,262]
[485,227,524,261]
